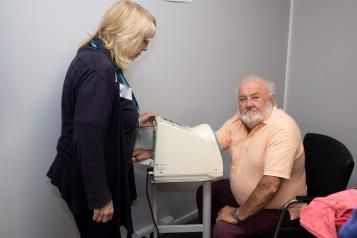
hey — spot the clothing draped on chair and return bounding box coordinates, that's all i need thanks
[300,189,357,238]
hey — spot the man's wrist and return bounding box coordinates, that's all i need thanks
[231,207,243,223]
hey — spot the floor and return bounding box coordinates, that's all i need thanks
[156,217,203,238]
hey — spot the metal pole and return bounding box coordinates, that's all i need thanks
[202,181,211,238]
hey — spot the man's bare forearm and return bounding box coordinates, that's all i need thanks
[238,175,282,221]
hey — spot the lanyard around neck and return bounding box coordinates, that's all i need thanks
[90,40,140,111]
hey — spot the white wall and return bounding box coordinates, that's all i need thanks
[286,0,357,184]
[0,0,290,237]
[129,0,291,233]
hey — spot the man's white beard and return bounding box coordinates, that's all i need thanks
[240,102,273,129]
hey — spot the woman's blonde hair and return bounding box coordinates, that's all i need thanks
[81,0,156,70]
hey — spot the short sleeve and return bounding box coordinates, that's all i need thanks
[263,125,302,179]
[216,114,238,150]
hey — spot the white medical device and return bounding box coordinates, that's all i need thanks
[149,116,223,182]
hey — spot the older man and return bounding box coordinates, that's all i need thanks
[196,75,307,238]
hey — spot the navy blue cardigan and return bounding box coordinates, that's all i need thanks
[47,39,138,234]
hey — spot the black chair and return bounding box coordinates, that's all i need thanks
[251,133,355,238]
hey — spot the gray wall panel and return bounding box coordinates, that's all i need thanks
[0,0,290,237]
[286,0,357,185]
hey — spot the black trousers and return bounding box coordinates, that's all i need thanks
[73,212,121,238]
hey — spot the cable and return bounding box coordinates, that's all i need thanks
[146,168,161,238]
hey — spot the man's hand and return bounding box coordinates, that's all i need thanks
[133,148,152,161]
[216,205,238,224]
[93,200,114,223]
[139,112,159,128]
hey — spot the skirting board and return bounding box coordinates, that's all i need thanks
[133,209,199,238]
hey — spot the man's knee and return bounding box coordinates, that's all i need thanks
[213,221,231,238]
[213,221,247,238]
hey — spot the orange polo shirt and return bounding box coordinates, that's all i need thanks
[216,106,307,209]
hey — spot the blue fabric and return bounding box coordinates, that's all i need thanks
[339,209,357,238]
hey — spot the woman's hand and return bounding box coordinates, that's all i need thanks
[133,148,153,161]
[139,112,159,128]
[93,200,114,223]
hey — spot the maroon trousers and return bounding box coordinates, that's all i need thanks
[196,179,298,238]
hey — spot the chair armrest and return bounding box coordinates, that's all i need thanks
[296,195,315,204]
[273,199,306,238]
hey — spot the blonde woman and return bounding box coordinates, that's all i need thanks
[47,1,157,237]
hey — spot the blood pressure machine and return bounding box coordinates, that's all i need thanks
[150,116,223,182]
[136,116,222,238]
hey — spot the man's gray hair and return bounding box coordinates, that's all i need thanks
[237,75,276,97]
[265,80,275,96]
